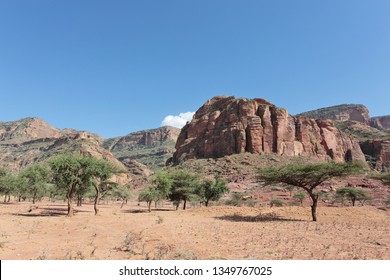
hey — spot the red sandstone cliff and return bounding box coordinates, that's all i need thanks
[172,96,365,164]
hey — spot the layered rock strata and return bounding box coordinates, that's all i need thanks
[172,96,365,164]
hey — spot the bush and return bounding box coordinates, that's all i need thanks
[270,199,284,207]
[293,192,305,205]
[336,187,369,206]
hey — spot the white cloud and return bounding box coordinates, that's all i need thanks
[161,112,195,128]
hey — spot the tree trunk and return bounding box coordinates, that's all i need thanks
[32,191,36,204]
[183,199,187,210]
[352,198,356,207]
[94,184,100,215]
[148,201,151,212]
[7,195,10,203]
[309,193,318,222]
[67,186,76,217]
[205,200,209,207]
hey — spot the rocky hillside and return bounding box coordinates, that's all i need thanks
[0,117,62,143]
[370,115,390,130]
[172,96,365,164]
[103,126,180,170]
[297,104,370,124]
[0,118,151,184]
[298,105,390,172]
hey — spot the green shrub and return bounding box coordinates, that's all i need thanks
[270,199,284,207]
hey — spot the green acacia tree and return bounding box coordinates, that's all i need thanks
[110,185,132,208]
[258,162,363,221]
[49,154,84,216]
[49,154,118,216]
[336,187,368,206]
[87,158,119,215]
[152,171,172,201]
[0,169,19,203]
[371,172,390,186]
[168,170,199,210]
[138,187,160,212]
[19,163,52,204]
[195,174,229,207]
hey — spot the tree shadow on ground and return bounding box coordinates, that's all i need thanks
[12,207,92,217]
[215,213,303,223]
[12,212,65,217]
[122,208,175,214]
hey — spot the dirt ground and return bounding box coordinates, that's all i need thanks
[0,200,389,260]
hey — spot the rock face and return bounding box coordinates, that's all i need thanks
[370,116,390,130]
[360,140,390,172]
[298,104,370,124]
[172,96,365,164]
[103,126,180,170]
[0,118,144,184]
[0,117,62,143]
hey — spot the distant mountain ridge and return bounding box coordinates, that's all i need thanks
[0,117,181,180]
[370,115,390,130]
[297,104,370,124]
[297,104,390,172]
[0,118,153,183]
[297,104,390,130]
[103,126,181,170]
[0,117,62,143]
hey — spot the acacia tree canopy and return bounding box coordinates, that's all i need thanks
[258,162,363,221]
[19,163,52,204]
[49,154,119,216]
[195,174,229,207]
[370,172,390,186]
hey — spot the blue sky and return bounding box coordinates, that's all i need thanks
[0,0,389,138]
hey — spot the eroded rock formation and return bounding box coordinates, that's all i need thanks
[298,104,370,124]
[370,116,390,130]
[172,96,365,164]
[360,140,390,172]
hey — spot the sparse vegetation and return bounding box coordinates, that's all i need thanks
[293,192,305,206]
[138,187,160,212]
[270,199,284,207]
[370,172,390,186]
[19,163,52,204]
[336,187,369,206]
[195,174,229,207]
[168,170,199,210]
[49,153,119,216]
[258,162,363,221]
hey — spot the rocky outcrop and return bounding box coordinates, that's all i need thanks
[103,126,180,170]
[104,126,180,151]
[0,117,62,143]
[0,118,144,184]
[360,140,390,172]
[370,116,390,130]
[172,96,366,164]
[298,104,370,124]
[120,158,154,177]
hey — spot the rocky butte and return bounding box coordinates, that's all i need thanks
[172,96,365,164]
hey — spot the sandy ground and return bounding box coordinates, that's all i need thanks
[0,200,389,260]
